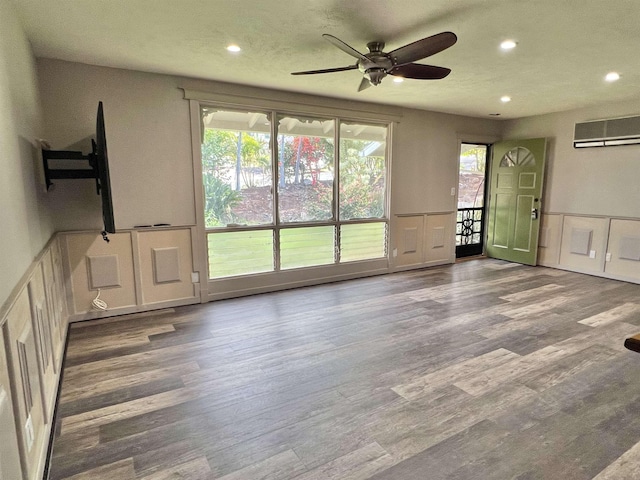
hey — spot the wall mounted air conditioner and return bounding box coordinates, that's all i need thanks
[574,115,640,148]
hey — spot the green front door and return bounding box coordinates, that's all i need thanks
[486,138,547,265]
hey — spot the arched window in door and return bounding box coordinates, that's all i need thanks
[500,146,536,167]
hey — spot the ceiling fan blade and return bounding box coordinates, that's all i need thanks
[291,65,358,75]
[322,34,369,62]
[389,63,452,80]
[388,32,457,66]
[358,77,372,92]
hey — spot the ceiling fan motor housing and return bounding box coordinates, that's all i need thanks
[358,52,393,86]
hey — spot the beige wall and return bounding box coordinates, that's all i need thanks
[37,58,503,234]
[502,99,640,218]
[37,59,196,231]
[392,108,501,214]
[0,0,52,308]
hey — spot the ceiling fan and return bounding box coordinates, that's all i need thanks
[291,32,457,91]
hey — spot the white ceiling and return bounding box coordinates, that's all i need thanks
[12,0,640,119]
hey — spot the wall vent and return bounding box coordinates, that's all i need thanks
[574,115,640,148]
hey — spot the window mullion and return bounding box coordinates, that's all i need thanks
[271,110,281,271]
[334,117,341,264]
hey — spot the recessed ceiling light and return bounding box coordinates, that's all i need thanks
[501,96,511,103]
[605,72,620,82]
[500,40,517,50]
[393,77,404,83]
[226,44,241,53]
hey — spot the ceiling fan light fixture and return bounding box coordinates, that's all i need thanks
[605,72,620,82]
[500,40,517,50]
[226,44,241,53]
[501,96,512,103]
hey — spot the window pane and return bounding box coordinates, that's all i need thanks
[201,108,273,227]
[340,223,386,262]
[339,122,387,220]
[208,230,273,278]
[280,226,334,269]
[458,144,486,209]
[277,115,334,222]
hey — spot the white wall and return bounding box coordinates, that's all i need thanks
[0,0,52,308]
[37,58,503,233]
[502,100,640,218]
[38,60,195,231]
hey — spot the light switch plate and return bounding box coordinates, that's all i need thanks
[589,250,596,259]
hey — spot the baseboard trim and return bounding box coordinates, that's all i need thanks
[67,296,200,323]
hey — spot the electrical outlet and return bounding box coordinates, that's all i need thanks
[605,252,612,262]
[191,272,200,283]
[450,187,456,196]
[25,415,34,451]
[392,248,398,257]
[589,250,596,259]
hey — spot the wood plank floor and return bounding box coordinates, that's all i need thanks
[48,259,640,479]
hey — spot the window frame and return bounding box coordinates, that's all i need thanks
[196,101,393,280]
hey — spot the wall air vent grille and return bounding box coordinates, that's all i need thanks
[574,115,640,148]
[574,121,606,141]
[606,116,640,138]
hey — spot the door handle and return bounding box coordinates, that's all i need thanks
[531,208,539,219]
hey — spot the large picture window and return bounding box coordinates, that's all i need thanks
[200,106,389,279]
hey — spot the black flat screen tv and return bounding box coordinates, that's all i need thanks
[41,101,116,241]
[92,101,115,235]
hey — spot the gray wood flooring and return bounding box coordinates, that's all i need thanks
[48,259,640,479]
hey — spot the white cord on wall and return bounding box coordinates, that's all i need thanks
[92,289,108,311]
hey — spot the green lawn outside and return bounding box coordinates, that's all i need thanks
[208,223,386,279]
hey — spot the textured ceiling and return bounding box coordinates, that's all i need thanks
[12,0,640,119]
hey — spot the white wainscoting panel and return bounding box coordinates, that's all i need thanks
[64,232,137,315]
[569,228,593,255]
[136,229,197,305]
[153,247,181,284]
[424,213,454,264]
[618,236,640,261]
[0,341,23,480]
[27,266,58,422]
[87,255,121,289]
[394,216,425,267]
[559,216,609,274]
[604,219,640,282]
[537,214,562,266]
[0,235,69,480]
[3,289,46,480]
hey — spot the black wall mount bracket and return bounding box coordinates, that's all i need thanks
[42,142,100,194]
